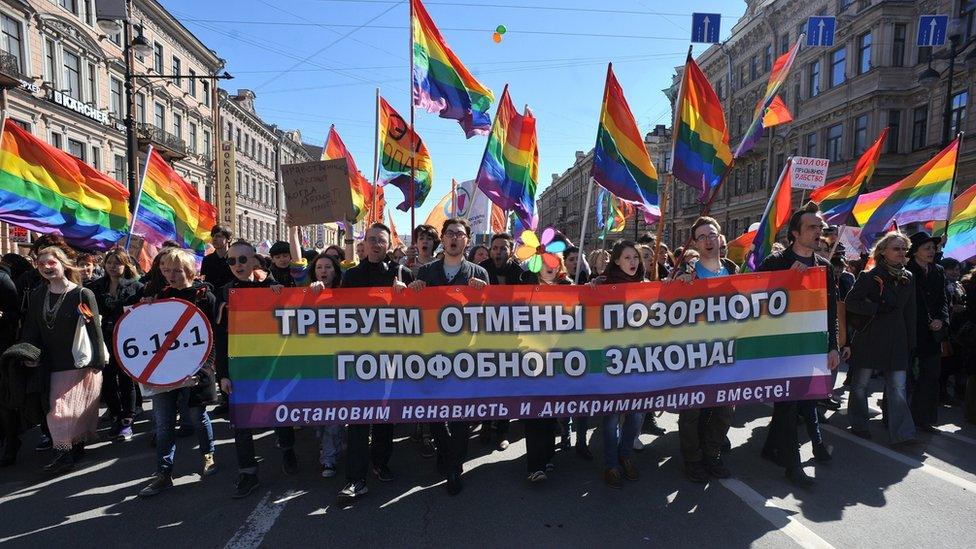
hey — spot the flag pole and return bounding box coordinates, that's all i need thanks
[652,174,670,281]
[124,145,154,249]
[943,131,965,238]
[408,0,417,233]
[451,178,458,217]
[372,87,380,225]
[576,177,596,282]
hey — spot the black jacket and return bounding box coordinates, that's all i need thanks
[157,281,218,406]
[89,276,144,343]
[417,259,490,287]
[480,259,535,285]
[200,251,233,290]
[215,274,277,382]
[757,248,839,352]
[845,266,917,371]
[341,258,413,289]
[906,259,949,356]
[0,269,19,350]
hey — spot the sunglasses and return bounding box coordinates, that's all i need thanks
[226,255,253,266]
[36,259,59,268]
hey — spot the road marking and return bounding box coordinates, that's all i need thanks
[224,489,306,549]
[718,478,836,549]
[819,423,976,493]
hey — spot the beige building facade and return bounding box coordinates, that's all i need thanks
[667,0,976,245]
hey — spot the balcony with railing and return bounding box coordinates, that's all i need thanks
[136,123,187,161]
[0,50,26,89]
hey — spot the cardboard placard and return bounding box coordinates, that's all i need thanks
[790,157,830,190]
[281,158,355,225]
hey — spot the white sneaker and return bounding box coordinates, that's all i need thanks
[633,437,645,451]
[321,466,336,478]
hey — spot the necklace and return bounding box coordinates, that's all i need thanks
[42,287,69,329]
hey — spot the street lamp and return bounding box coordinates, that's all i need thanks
[916,18,976,146]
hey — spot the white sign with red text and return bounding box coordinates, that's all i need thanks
[790,157,830,190]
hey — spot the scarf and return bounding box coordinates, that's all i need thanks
[880,258,910,285]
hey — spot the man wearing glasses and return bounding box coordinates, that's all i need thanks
[409,218,489,495]
[672,217,740,484]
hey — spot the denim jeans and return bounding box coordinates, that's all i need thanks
[849,368,916,443]
[602,413,642,468]
[152,388,214,474]
[318,425,342,467]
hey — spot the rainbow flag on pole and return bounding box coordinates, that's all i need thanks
[411,0,493,138]
[591,64,660,223]
[131,148,216,257]
[323,125,372,223]
[0,119,130,250]
[745,159,793,271]
[475,85,539,229]
[810,128,888,226]
[378,97,433,212]
[857,137,959,245]
[762,95,793,127]
[943,183,976,262]
[671,53,732,200]
[735,41,802,158]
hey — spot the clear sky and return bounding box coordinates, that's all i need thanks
[162,0,746,233]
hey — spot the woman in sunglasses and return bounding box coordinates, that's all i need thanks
[20,246,106,474]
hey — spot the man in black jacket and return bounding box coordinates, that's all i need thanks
[906,231,949,431]
[201,226,233,289]
[758,202,843,489]
[337,223,412,502]
[409,218,489,495]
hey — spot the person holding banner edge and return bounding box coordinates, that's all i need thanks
[409,218,489,496]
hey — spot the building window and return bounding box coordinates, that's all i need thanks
[114,154,126,182]
[892,23,906,67]
[829,47,846,87]
[90,146,100,170]
[887,110,901,154]
[173,113,182,139]
[1,14,23,72]
[87,62,96,104]
[63,50,81,100]
[716,79,723,100]
[59,0,78,15]
[805,132,818,157]
[780,33,789,55]
[154,102,165,129]
[965,0,976,39]
[202,79,210,106]
[203,130,211,157]
[750,55,758,80]
[808,60,821,98]
[68,138,85,161]
[189,122,198,153]
[763,45,772,73]
[171,56,181,85]
[236,128,241,150]
[738,64,745,88]
[135,92,146,123]
[110,77,123,117]
[188,69,196,96]
[949,91,968,137]
[853,115,868,155]
[236,172,241,193]
[826,124,843,161]
[205,184,213,204]
[153,42,164,73]
[45,39,56,83]
[857,32,871,74]
[912,105,928,150]
[51,132,63,150]
[746,164,754,192]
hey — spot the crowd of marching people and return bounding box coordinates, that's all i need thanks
[1,201,975,501]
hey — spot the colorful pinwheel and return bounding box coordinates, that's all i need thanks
[515,227,567,273]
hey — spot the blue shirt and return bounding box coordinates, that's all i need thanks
[695,261,729,279]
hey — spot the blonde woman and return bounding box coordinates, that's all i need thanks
[21,246,106,474]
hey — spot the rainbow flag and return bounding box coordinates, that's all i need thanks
[595,187,633,237]
[323,125,372,223]
[131,148,216,257]
[671,53,732,200]
[726,229,757,266]
[379,97,433,212]
[592,64,660,223]
[475,85,539,229]
[857,137,959,245]
[810,128,888,226]
[943,183,976,262]
[735,41,801,158]
[411,0,493,138]
[0,120,130,250]
[762,95,793,127]
[745,159,793,271]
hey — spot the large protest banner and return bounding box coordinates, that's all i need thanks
[228,269,831,427]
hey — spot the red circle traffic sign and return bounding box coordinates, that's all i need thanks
[112,298,213,387]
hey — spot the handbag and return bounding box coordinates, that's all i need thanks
[71,315,93,368]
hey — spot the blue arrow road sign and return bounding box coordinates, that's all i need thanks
[806,16,836,47]
[917,15,949,47]
[691,13,721,44]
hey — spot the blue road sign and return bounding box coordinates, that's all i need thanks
[691,13,721,44]
[917,15,949,47]
[806,16,836,47]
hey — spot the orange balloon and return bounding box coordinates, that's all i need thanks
[492,32,502,43]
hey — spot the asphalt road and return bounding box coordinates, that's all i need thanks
[2,377,975,549]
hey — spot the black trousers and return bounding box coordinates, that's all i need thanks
[101,357,136,421]
[234,427,295,473]
[910,353,942,426]
[430,421,470,476]
[762,401,801,470]
[344,423,394,482]
[523,419,556,472]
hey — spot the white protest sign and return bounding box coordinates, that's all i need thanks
[113,299,213,387]
[790,157,830,190]
[837,226,865,260]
